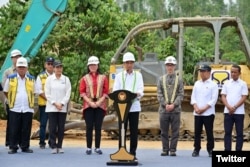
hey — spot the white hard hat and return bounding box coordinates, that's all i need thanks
[87,56,99,65]
[165,56,177,65]
[16,57,28,67]
[123,52,135,62]
[11,49,22,57]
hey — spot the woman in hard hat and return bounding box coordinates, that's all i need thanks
[79,56,109,155]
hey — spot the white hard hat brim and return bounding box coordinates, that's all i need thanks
[165,61,176,65]
[87,62,99,65]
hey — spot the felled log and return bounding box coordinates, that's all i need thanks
[30,113,117,139]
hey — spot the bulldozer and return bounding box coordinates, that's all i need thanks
[106,16,250,141]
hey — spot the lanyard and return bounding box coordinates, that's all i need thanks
[122,71,136,92]
[163,74,178,104]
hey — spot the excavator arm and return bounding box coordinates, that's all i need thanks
[0,0,68,82]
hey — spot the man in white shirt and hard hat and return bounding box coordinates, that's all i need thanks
[4,57,36,154]
[112,52,144,161]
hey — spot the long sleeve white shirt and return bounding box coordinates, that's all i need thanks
[191,79,219,116]
[112,70,144,112]
[45,74,71,113]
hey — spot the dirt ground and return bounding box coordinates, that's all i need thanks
[0,119,249,150]
[0,119,164,149]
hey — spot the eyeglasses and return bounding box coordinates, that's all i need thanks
[166,64,175,66]
[47,63,53,66]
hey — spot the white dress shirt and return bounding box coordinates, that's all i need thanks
[221,79,248,114]
[45,74,71,113]
[112,70,144,112]
[3,73,36,113]
[191,79,219,116]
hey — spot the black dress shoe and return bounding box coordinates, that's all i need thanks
[208,151,212,157]
[161,151,169,156]
[170,151,176,156]
[40,144,46,149]
[192,150,199,157]
[8,149,17,154]
[22,148,33,153]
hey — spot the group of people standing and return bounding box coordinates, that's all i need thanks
[157,57,248,158]
[190,64,248,157]
[1,49,71,154]
[0,49,248,160]
[1,49,144,158]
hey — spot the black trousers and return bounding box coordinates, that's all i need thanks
[38,105,48,146]
[5,104,10,147]
[119,112,139,156]
[194,114,215,152]
[9,110,33,151]
[224,114,244,151]
[48,112,67,149]
[84,107,104,149]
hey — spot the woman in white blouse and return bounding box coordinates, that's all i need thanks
[45,60,71,154]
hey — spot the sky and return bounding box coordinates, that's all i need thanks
[0,0,9,7]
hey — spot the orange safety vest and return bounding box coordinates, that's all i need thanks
[82,74,107,112]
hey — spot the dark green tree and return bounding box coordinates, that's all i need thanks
[0,0,147,104]
[0,0,29,64]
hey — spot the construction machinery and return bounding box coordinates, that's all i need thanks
[0,0,68,81]
[1,1,250,141]
[108,16,250,141]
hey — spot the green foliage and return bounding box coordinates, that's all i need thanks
[219,27,247,64]
[46,0,146,102]
[154,37,176,59]
[114,0,250,85]
[168,0,226,17]
[0,0,30,118]
[0,0,29,64]
[0,0,147,103]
